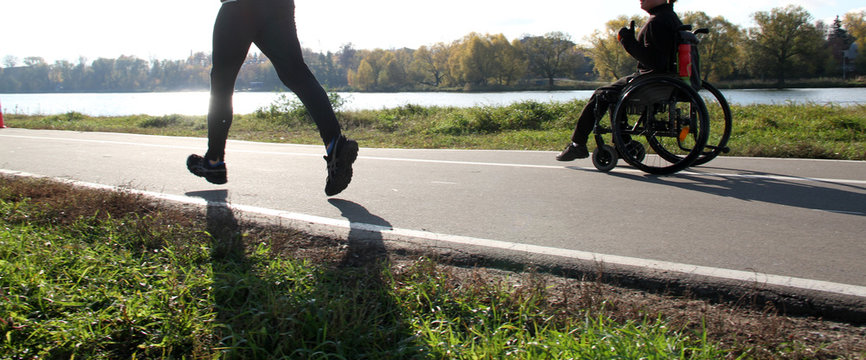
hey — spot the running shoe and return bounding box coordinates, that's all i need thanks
[324,136,358,196]
[187,154,227,185]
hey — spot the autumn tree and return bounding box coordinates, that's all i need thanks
[585,15,642,81]
[380,48,413,90]
[745,5,824,86]
[411,42,452,87]
[488,34,527,86]
[113,55,149,90]
[348,49,384,90]
[843,11,865,75]
[449,33,496,86]
[349,59,376,90]
[521,32,584,88]
[2,55,18,68]
[346,49,412,91]
[64,57,90,91]
[378,55,406,91]
[681,11,742,81]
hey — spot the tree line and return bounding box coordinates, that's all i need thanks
[2,6,864,93]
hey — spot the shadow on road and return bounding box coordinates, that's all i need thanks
[607,168,866,216]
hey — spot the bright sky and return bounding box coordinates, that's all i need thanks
[1,0,865,64]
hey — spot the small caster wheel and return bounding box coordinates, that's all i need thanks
[592,145,618,172]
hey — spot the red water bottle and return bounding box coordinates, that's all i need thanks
[678,43,691,83]
[0,99,6,128]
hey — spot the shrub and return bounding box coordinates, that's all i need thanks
[42,111,86,123]
[374,104,432,132]
[501,101,549,130]
[254,91,347,128]
[138,114,186,128]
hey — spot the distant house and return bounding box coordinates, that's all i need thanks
[843,43,858,78]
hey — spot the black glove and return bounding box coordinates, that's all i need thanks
[618,21,636,44]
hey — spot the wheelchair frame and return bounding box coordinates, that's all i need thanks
[588,27,732,174]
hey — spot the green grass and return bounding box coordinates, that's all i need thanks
[729,103,866,159]
[6,99,866,160]
[0,176,746,359]
[3,176,864,358]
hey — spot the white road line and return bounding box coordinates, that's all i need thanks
[3,168,866,299]
[3,133,864,186]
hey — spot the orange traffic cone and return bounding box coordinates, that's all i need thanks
[0,99,6,128]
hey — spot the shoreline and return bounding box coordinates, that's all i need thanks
[3,78,866,95]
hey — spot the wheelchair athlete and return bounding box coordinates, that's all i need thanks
[557,0,683,161]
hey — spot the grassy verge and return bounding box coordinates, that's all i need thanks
[4,99,866,160]
[3,175,866,358]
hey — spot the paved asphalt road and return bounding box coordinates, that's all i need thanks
[2,128,865,294]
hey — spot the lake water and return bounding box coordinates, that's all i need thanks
[1,88,865,117]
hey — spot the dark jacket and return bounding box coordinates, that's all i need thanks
[621,3,683,74]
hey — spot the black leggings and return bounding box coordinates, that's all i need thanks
[206,0,341,162]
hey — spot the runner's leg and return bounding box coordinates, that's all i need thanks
[205,2,255,162]
[252,0,341,146]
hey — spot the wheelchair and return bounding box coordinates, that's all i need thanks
[589,26,732,175]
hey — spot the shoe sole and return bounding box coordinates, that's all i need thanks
[556,153,588,161]
[325,140,358,196]
[187,155,227,185]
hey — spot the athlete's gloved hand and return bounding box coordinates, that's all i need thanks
[618,21,636,43]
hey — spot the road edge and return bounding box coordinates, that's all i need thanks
[4,169,865,325]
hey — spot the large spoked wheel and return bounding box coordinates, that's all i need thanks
[692,81,733,166]
[592,145,618,172]
[610,76,709,175]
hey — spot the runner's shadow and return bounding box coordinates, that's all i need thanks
[185,190,243,261]
[324,199,416,352]
[182,191,417,355]
[328,198,393,266]
[184,190,264,353]
[607,169,866,216]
